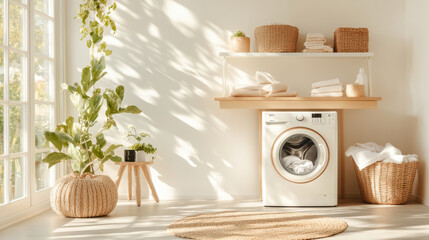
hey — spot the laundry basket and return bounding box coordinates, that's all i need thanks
[353,161,418,205]
[254,25,299,52]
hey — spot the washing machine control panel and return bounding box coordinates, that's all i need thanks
[310,112,336,126]
[263,111,337,126]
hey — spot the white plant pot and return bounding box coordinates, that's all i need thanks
[135,151,147,162]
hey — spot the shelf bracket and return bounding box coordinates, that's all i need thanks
[367,56,373,97]
[222,57,228,97]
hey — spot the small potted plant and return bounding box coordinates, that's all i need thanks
[229,31,250,52]
[124,125,157,162]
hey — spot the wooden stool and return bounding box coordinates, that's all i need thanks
[115,161,159,206]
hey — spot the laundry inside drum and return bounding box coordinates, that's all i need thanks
[280,134,319,176]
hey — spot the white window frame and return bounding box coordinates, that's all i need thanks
[0,0,65,228]
[31,0,56,205]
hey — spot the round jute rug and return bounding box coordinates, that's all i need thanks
[168,211,348,240]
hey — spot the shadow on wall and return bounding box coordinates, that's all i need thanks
[67,0,414,200]
[92,0,260,200]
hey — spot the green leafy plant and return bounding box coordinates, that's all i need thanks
[42,0,142,175]
[231,31,246,38]
[124,125,157,160]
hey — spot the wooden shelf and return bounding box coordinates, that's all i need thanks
[219,52,374,58]
[214,97,382,110]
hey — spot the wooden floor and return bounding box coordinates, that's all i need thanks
[1,199,429,240]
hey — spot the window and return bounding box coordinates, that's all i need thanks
[0,0,58,212]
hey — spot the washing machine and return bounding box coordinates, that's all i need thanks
[262,111,338,206]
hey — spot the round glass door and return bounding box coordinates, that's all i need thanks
[271,127,329,183]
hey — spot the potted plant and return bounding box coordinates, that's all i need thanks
[124,125,157,162]
[42,0,142,218]
[229,31,250,52]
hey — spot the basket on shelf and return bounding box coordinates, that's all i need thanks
[353,161,417,205]
[254,25,299,53]
[334,27,369,52]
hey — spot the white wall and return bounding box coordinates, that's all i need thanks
[66,0,415,200]
[405,0,429,204]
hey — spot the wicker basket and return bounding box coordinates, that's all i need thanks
[353,161,417,204]
[254,25,299,52]
[334,28,369,52]
[51,173,118,217]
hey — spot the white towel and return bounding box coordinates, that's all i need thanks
[312,78,341,89]
[306,38,326,42]
[232,84,266,92]
[255,71,278,84]
[281,155,314,175]
[233,83,287,94]
[384,154,418,164]
[262,83,288,94]
[306,45,333,50]
[311,92,344,97]
[311,84,343,94]
[303,48,333,53]
[230,89,266,97]
[345,142,418,170]
[268,91,298,97]
[303,49,330,53]
[304,41,326,47]
[306,33,325,39]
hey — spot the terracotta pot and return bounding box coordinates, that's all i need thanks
[229,37,250,52]
[50,173,118,218]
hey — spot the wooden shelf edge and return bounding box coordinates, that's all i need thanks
[219,52,374,58]
[215,97,381,101]
[214,97,382,110]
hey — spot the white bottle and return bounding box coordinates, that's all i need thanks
[355,68,368,96]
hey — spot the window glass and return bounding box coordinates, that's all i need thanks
[34,0,52,17]
[9,4,25,50]
[0,159,4,204]
[0,0,4,45]
[9,105,23,154]
[9,157,24,201]
[35,104,52,148]
[35,152,52,190]
[34,14,53,57]
[34,57,52,101]
[9,51,25,101]
[0,49,4,100]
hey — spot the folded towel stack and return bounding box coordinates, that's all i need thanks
[311,78,344,97]
[303,33,333,53]
[230,71,298,97]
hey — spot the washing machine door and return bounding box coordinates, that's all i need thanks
[271,127,329,183]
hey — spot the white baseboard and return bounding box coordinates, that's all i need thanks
[0,201,51,231]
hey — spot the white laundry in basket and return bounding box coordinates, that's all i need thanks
[345,142,418,170]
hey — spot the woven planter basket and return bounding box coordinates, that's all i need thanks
[254,25,299,52]
[353,161,417,205]
[334,27,369,52]
[51,173,118,217]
